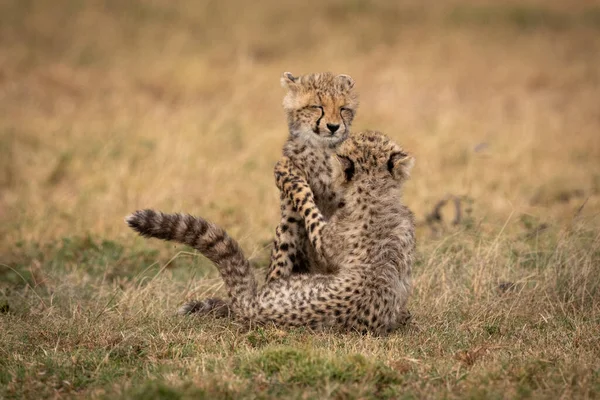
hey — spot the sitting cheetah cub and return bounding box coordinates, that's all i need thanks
[266,71,359,283]
[126,131,415,334]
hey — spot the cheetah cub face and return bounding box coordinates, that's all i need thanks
[281,72,359,147]
[332,131,415,197]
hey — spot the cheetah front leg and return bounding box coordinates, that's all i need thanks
[264,192,310,284]
[274,158,332,264]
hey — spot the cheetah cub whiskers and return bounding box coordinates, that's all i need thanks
[266,72,359,283]
[126,131,415,335]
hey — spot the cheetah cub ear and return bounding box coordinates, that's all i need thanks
[281,72,299,90]
[336,155,355,182]
[388,151,415,181]
[336,74,355,90]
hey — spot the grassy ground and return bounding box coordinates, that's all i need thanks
[1,0,599,398]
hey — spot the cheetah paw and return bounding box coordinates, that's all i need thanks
[177,298,231,318]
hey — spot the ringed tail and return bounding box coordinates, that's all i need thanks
[125,209,256,299]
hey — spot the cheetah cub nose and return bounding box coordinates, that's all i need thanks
[326,123,340,134]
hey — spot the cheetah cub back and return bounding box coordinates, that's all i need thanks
[266,72,359,282]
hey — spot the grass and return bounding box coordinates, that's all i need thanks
[1,0,599,398]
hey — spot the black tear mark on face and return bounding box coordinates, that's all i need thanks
[313,106,324,134]
[311,95,325,134]
[338,156,355,181]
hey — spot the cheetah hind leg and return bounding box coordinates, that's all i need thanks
[177,297,232,318]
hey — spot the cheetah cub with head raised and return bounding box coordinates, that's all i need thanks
[126,131,415,334]
[266,72,359,283]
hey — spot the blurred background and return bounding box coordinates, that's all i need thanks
[1,0,599,254]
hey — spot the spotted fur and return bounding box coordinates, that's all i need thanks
[126,131,415,335]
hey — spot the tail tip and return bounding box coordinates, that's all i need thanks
[124,213,136,226]
[124,211,142,228]
[177,300,203,316]
[125,209,154,232]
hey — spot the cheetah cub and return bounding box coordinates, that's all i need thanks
[266,72,359,283]
[126,131,415,335]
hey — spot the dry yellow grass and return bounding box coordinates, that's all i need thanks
[1,0,599,398]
